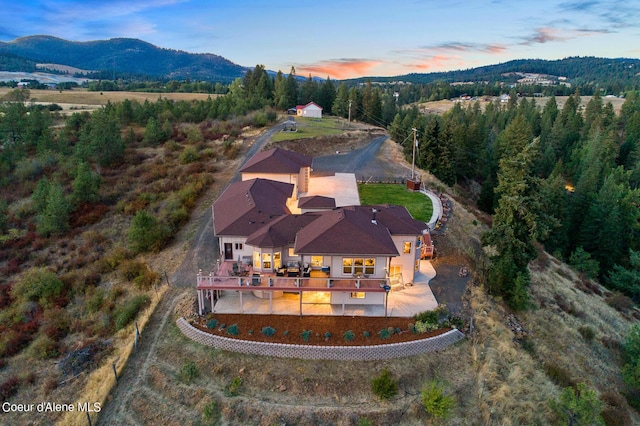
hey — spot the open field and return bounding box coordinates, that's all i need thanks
[418,95,627,115]
[271,116,349,141]
[0,87,216,114]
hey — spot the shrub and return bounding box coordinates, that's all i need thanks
[324,331,331,340]
[343,330,355,342]
[550,383,604,426]
[206,319,218,329]
[180,146,200,164]
[414,310,439,325]
[301,330,312,342]
[544,362,576,389]
[378,328,391,340]
[224,376,243,397]
[202,400,219,424]
[578,326,596,341]
[371,368,398,400]
[363,331,371,338]
[178,361,199,384]
[128,210,168,254]
[261,326,276,337]
[27,335,59,359]
[113,295,149,331]
[11,268,64,309]
[226,324,239,336]
[0,375,19,403]
[421,380,454,420]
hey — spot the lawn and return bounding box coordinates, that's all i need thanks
[358,183,433,222]
[271,116,346,141]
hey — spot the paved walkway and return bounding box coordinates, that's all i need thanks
[210,260,438,317]
[421,188,443,229]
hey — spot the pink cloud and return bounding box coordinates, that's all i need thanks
[297,59,382,79]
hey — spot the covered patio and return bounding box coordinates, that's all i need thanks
[196,260,438,317]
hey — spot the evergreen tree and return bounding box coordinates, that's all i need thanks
[332,83,350,118]
[71,161,101,205]
[482,115,540,309]
[318,77,336,114]
[36,181,70,236]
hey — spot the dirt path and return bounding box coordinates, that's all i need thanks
[97,287,189,425]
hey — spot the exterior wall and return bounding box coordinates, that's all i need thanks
[326,255,388,279]
[390,235,420,284]
[177,317,466,361]
[329,291,385,305]
[219,236,252,261]
[241,172,297,185]
[301,105,322,118]
[298,166,310,193]
[251,246,285,273]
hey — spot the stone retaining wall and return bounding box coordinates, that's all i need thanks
[176,317,465,361]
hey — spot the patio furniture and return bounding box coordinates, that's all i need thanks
[251,273,261,286]
[286,261,300,277]
[302,263,311,277]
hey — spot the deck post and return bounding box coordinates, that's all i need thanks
[299,290,303,317]
[197,289,203,315]
[269,291,273,314]
[239,290,243,313]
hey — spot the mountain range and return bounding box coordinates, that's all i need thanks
[0,35,246,82]
[0,35,639,87]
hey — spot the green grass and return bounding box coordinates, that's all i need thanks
[358,184,433,222]
[271,117,345,141]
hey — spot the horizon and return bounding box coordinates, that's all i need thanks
[1,1,639,80]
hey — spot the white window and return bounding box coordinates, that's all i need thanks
[273,252,281,269]
[342,258,375,275]
[311,256,323,267]
[262,253,272,269]
[350,292,366,299]
[403,241,411,254]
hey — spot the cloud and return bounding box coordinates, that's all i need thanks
[558,0,640,28]
[414,42,507,55]
[520,26,611,45]
[296,59,382,79]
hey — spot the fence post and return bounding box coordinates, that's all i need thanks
[86,411,92,426]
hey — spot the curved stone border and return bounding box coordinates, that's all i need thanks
[176,317,465,361]
[421,188,443,230]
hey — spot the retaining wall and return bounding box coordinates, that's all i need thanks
[176,317,465,361]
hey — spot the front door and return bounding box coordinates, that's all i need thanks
[224,243,233,260]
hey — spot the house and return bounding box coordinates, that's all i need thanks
[200,148,431,314]
[296,101,323,118]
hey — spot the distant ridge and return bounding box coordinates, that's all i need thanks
[346,56,640,87]
[0,35,246,82]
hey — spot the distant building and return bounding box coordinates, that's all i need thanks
[296,102,323,118]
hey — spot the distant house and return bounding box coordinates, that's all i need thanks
[296,101,323,118]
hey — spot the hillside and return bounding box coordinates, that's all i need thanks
[0,35,246,82]
[348,56,640,88]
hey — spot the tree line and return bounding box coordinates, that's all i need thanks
[389,90,640,308]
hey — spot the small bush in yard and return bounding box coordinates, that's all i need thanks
[344,330,355,342]
[363,330,371,338]
[226,324,239,336]
[371,368,397,400]
[421,380,455,420]
[261,326,276,337]
[206,318,218,329]
[378,328,391,340]
[179,361,199,383]
[301,330,312,342]
[324,331,331,340]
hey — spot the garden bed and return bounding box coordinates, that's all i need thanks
[191,314,451,346]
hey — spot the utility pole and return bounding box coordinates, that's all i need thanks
[411,127,417,180]
[348,100,352,129]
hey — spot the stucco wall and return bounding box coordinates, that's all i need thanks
[176,317,465,361]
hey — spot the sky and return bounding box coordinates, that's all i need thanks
[0,0,639,80]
